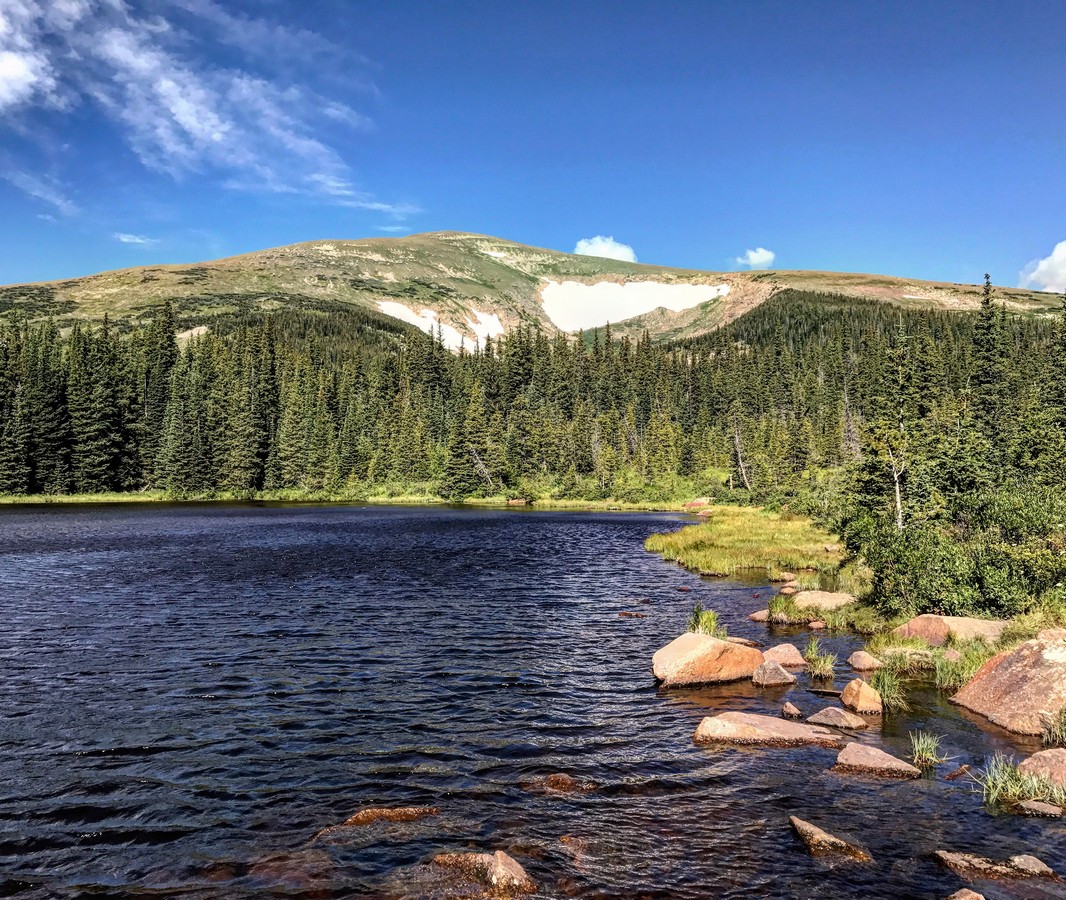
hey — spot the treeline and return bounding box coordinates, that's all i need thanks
[0,286,1064,617]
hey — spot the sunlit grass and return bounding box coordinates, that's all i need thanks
[933,640,997,692]
[870,668,909,713]
[803,636,836,680]
[1042,708,1066,748]
[909,730,947,771]
[687,602,728,639]
[976,753,1066,810]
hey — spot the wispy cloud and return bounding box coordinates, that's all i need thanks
[113,231,157,245]
[377,225,409,233]
[1,169,78,214]
[574,235,637,263]
[734,247,775,269]
[0,0,413,216]
[1020,240,1066,293]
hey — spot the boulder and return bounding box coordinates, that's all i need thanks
[652,633,764,688]
[1017,748,1066,787]
[951,635,1066,734]
[847,651,882,672]
[727,636,761,648]
[789,816,871,861]
[748,609,770,623]
[841,678,883,715]
[808,620,826,630]
[824,543,841,553]
[782,701,803,719]
[432,850,536,894]
[807,707,869,730]
[947,892,985,900]
[935,850,1056,880]
[694,711,842,748]
[311,806,440,843]
[832,742,920,779]
[779,586,798,596]
[764,643,807,668]
[1018,800,1063,817]
[753,660,797,687]
[892,614,1006,647]
[1039,628,1066,641]
[770,572,797,583]
[793,590,856,611]
[683,497,711,508]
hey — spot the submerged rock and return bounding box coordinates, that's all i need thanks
[752,660,797,687]
[311,805,440,843]
[248,849,334,890]
[432,850,536,895]
[789,816,871,861]
[1018,800,1063,817]
[764,643,807,668]
[652,633,764,687]
[935,850,1056,880]
[749,609,770,623]
[782,701,803,719]
[951,635,1066,734]
[892,614,1006,647]
[522,773,595,794]
[793,590,855,611]
[1018,748,1066,787]
[618,611,648,618]
[841,678,883,715]
[694,711,842,748]
[807,707,869,730]
[832,742,920,779]
[945,764,972,781]
[847,651,882,672]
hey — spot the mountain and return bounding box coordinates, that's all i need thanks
[1,231,1059,345]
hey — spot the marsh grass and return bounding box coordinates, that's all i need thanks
[1042,708,1066,747]
[644,506,844,580]
[870,668,909,712]
[909,731,947,771]
[977,753,1066,810]
[865,634,936,675]
[934,640,997,692]
[687,602,728,639]
[803,637,836,680]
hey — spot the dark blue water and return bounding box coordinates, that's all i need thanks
[0,505,1061,898]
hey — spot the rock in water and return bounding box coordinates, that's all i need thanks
[847,650,882,671]
[951,635,1066,734]
[946,892,986,900]
[841,678,883,715]
[935,850,1056,880]
[782,701,803,719]
[652,632,764,687]
[789,816,871,861]
[311,806,440,843]
[832,742,920,779]
[1018,748,1066,787]
[433,850,536,894]
[892,614,1006,647]
[764,643,807,668]
[807,707,869,730]
[749,609,770,622]
[792,590,855,610]
[694,711,842,748]
[1018,800,1063,817]
[753,660,797,686]
[808,620,827,630]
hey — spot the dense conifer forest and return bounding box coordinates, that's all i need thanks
[1,284,1064,618]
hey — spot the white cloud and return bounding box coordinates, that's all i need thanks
[113,232,157,245]
[1020,240,1066,293]
[574,235,637,263]
[735,247,775,269]
[1,169,77,214]
[0,0,412,216]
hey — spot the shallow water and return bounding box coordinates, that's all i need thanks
[0,504,1062,899]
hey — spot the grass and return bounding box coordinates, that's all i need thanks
[687,602,728,639]
[976,753,1066,810]
[1042,708,1066,747]
[865,634,937,675]
[870,668,909,713]
[803,637,836,680]
[644,505,845,580]
[933,640,997,692]
[909,731,947,770]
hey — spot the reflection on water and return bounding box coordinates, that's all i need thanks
[0,504,1062,898]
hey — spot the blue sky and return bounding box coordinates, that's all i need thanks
[1,0,1064,290]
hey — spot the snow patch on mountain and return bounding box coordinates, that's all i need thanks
[377,301,504,351]
[540,279,730,332]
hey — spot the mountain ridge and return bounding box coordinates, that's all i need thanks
[1,231,1059,346]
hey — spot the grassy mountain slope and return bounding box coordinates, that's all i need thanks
[1,231,1059,343]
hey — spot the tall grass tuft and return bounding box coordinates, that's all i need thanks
[909,731,946,771]
[803,636,836,680]
[870,668,909,713]
[934,640,996,692]
[687,602,728,639]
[976,753,1066,810]
[1042,708,1066,747]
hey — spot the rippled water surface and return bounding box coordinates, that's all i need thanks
[0,504,1064,899]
